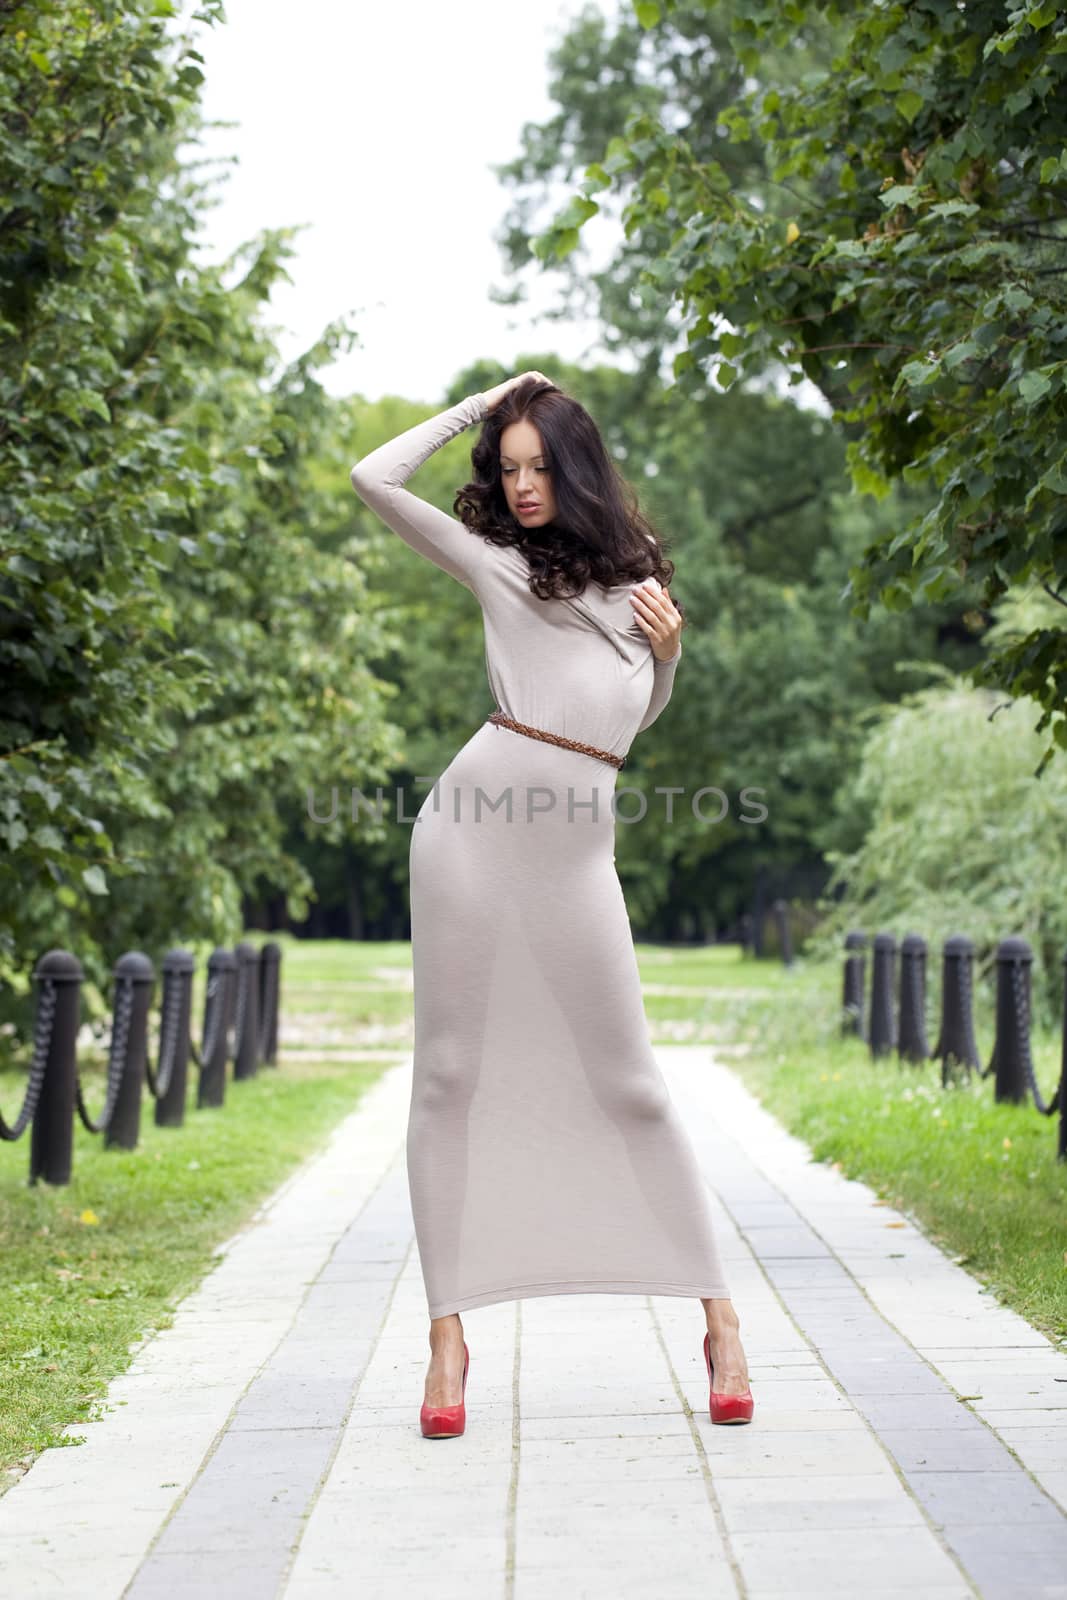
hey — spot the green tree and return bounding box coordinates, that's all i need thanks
[808,654,1067,1024]
[533,0,1067,769]
[492,0,843,398]
[0,1,392,1034]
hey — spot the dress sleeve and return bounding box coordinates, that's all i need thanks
[349,392,492,594]
[636,642,682,733]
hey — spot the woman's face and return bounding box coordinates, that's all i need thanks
[499,417,558,528]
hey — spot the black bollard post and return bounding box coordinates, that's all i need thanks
[898,934,931,1064]
[233,942,261,1081]
[153,950,195,1128]
[258,941,281,1067]
[932,934,983,1084]
[987,937,1033,1106]
[842,931,867,1039]
[738,912,754,959]
[772,899,794,968]
[869,932,897,1059]
[197,948,236,1109]
[28,950,83,1188]
[751,865,769,959]
[104,953,154,1151]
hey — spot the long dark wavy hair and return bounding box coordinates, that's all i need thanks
[454,378,684,623]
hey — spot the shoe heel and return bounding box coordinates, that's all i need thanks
[420,1340,470,1438]
[703,1330,754,1425]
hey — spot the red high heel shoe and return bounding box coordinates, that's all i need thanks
[420,1340,470,1438]
[703,1331,754,1425]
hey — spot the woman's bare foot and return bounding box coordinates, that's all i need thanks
[424,1313,466,1406]
[701,1298,751,1396]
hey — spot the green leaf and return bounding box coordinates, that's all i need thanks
[634,0,661,27]
[554,195,599,231]
[879,184,919,209]
[881,580,915,612]
[82,865,108,896]
[943,340,980,371]
[899,358,940,387]
[894,90,925,123]
[79,390,111,422]
[847,455,891,500]
[716,362,738,388]
[927,199,980,219]
[1018,370,1052,404]
[918,566,954,601]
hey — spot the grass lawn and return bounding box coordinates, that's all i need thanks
[1,933,1063,1484]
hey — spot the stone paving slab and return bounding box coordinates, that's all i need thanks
[0,1045,1065,1599]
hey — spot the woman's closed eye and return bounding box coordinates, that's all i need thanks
[502,467,549,475]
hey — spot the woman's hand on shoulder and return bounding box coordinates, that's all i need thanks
[630,577,682,662]
[483,371,556,413]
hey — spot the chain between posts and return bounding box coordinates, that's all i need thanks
[1010,956,1060,1117]
[145,968,181,1100]
[77,971,135,1134]
[189,969,223,1071]
[851,933,1064,1145]
[1,944,282,1184]
[0,978,57,1141]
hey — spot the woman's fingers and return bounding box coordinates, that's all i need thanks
[630,579,681,652]
[484,371,557,411]
[630,580,672,621]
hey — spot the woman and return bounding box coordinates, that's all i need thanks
[349,371,753,1438]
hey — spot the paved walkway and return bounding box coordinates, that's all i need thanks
[2,1047,1066,1600]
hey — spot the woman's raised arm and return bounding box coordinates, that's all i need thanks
[349,393,492,594]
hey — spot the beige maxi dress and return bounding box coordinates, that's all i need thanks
[350,391,730,1317]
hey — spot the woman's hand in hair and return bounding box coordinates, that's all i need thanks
[630,577,682,662]
[483,370,556,412]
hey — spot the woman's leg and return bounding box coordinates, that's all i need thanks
[427,1302,750,1405]
[424,1312,467,1406]
[702,1297,751,1394]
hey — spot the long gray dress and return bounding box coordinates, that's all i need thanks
[350,391,730,1317]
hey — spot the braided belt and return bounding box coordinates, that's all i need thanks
[486,709,625,770]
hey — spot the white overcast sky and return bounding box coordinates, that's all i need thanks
[180,0,627,404]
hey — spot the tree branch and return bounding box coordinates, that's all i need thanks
[723,487,822,550]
